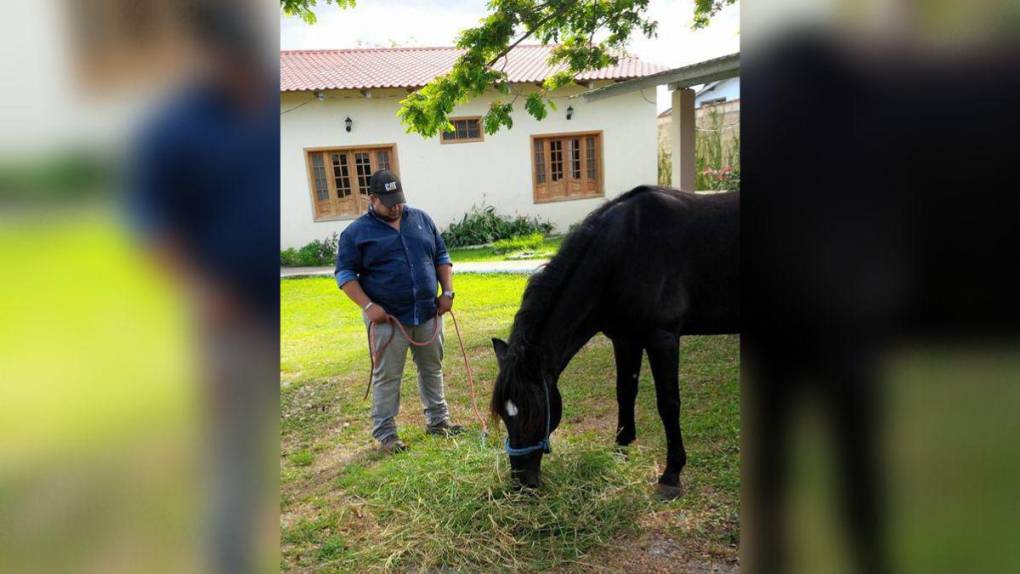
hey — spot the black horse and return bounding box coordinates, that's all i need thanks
[490,185,739,496]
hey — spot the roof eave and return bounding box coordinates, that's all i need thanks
[579,53,740,103]
[280,76,650,94]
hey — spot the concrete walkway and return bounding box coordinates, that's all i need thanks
[281,259,550,278]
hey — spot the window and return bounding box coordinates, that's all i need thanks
[441,117,483,144]
[69,0,187,91]
[304,145,398,220]
[531,132,603,203]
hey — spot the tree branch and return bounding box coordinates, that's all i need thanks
[484,2,576,68]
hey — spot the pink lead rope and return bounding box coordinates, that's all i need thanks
[363,310,489,437]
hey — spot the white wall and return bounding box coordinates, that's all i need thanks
[695,77,740,107]
[280,83,658,248]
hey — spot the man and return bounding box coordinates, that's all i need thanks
[128,2,278,572]
[335,169,463,453]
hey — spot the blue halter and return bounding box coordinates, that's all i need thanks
[504,381,552,457]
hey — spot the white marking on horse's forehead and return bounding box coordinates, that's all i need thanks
[505,400,518,417]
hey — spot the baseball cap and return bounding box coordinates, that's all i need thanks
[368,170,406,207]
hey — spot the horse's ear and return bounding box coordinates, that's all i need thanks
[491,338,509,362]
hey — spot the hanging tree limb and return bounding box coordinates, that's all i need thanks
[282,0,737,137]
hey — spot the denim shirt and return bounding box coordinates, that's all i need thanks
[335,205,452,325]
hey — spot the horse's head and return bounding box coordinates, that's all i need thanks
[490,338,562,489]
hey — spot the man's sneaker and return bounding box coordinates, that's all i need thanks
[425,420,465,437]
[379,436,407,454]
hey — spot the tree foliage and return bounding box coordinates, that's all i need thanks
[280,0,355,24]
[693,0,737,29]
[282,0,736,136]
[396,0,658,138]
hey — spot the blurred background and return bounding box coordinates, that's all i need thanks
[1,1,279,573]
[742,0,1020,573]
[2,1,1018,573]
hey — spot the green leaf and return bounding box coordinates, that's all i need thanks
[281,0,358,24]
[483,102,514,135]
[524,92,548,121]
[542,71,575,92]
[368,0,726,136]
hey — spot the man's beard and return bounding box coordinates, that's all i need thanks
[371,204,401,221]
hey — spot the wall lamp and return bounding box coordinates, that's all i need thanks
[566,106,574,120]
[345,116,353,132]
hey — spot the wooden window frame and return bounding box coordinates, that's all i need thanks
[530,130,604,204]
[440,116,484,145]
[303,143,400,222]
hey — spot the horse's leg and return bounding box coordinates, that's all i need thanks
[745,350,798,574]
[612,339,643,446]
[820,349,886,574]
[646,330,686,496]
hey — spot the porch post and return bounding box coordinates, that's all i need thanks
[670,87,696,191]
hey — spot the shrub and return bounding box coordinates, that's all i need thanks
[701,165,741,192]
[658,147,672,187]
[658,107,740,191]
[280,247,300,266]
[281,232,339,267]
[695,108,740,191]
[442,204,553,247]
[492,232,544,254]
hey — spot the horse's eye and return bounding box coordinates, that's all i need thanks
[505,400,518,417]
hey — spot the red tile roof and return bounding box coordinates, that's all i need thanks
[281,45,665,92]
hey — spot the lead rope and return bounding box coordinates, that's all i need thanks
[363,314,439,400]
[364,310,489,438]
[447,309,489,438]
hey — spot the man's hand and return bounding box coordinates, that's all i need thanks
[436,294,453,315]
[364,303,388,324]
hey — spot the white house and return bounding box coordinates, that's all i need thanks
[582,53,740,192]
[694,77,740,108]
[280,45,665,249]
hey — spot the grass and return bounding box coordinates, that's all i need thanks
[281,274,740,572]
[0,210,192,463]
[332,439,654,571]
[1,210,198,573]
[446,236,564,263]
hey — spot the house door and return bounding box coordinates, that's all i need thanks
[546,139,566,198]
[349,148,395,209]
[531,132,602,203]
[328,151,358,215]
[564,137,584,198]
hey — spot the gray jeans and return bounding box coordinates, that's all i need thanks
[365,315,450,442]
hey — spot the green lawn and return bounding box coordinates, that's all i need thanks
[0,211,197,573]
[281,274,740,572]
[0,212,191,463]
[446,236,564,263]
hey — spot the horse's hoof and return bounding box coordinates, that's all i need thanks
[655,481,684,500]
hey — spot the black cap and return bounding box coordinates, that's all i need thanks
[368,170,406,207]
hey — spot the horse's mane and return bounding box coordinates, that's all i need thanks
[490,185,666,427]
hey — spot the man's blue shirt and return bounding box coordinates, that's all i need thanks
[129,82,279,328]
[335,206,452,325]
